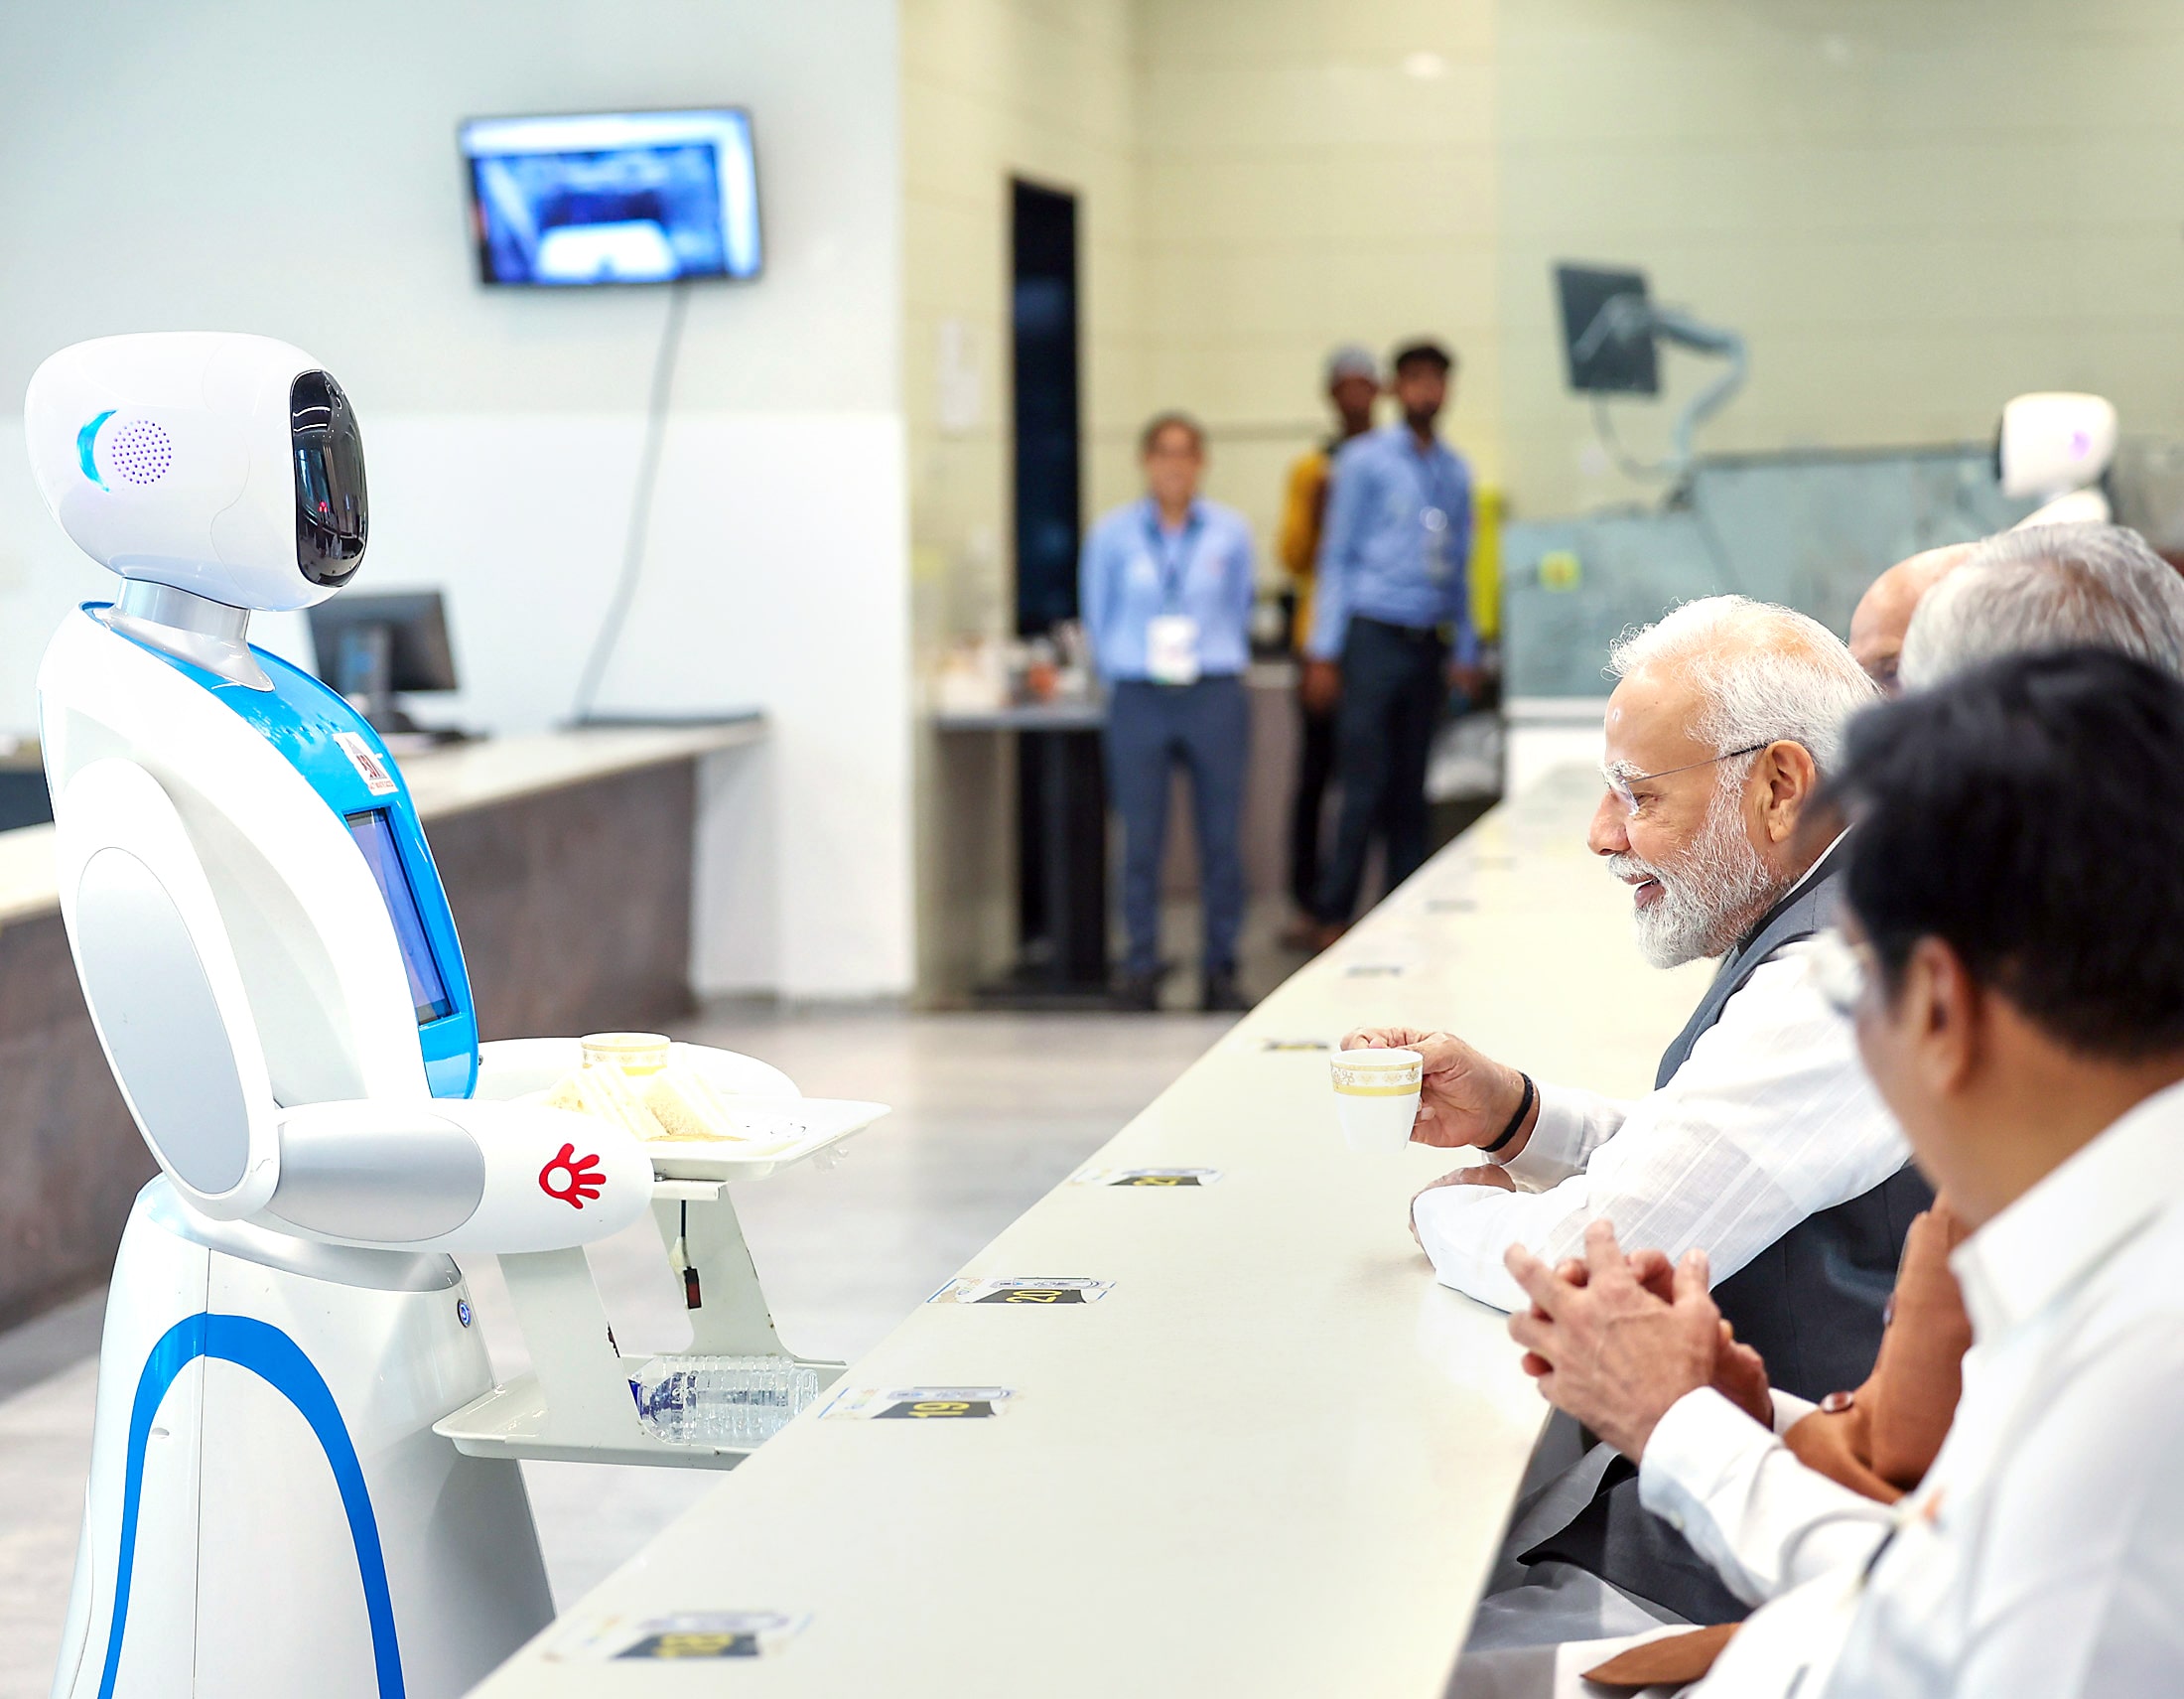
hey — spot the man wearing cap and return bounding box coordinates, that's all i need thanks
[1303,339,1474,942]
[1277,346,1380,944]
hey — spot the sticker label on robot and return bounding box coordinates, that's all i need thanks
[928,1277,1112,1305]
[539,1142,607,1208]
[333,732,398,797]
[1072,1167,1224,1187]
[546,1611,809,1662]
[821,1385,1016,1420]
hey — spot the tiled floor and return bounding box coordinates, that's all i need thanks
[0,1001,1238,1699]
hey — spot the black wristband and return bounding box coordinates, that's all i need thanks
[1481,1071,1535,1156]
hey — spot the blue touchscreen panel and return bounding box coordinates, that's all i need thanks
[345,809,456,1025]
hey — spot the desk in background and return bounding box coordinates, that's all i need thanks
[473,764,1707,1698]
[932,662,1318,1006]
[0,721,762,1329]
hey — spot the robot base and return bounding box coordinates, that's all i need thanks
[52,1182,553,1699]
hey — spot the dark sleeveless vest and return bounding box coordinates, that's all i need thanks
[1519,838,1932,1624]
[1653,843,1933,1402]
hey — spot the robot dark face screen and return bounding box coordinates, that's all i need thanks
[344,809,455,1025]
[292,370,368,587]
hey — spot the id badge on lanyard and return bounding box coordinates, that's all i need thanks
[1147,614,1201,685]
[1146,509,1204,684]
[1420,503,1454,584]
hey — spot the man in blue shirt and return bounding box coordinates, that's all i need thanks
[1302,340,1473,939]
[1081,412,1258,1011]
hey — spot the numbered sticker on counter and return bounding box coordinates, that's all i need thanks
[546,1611,810,1662]
[928,1276,1113,1305]
[822,1385,1016,1420]
[1073,1166,1223,1187]
[1258,1036,1330,1052]
[1343,963,1407,978]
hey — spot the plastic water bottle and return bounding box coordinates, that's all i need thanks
[628,1354,820,1447]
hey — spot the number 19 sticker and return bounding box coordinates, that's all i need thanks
[822,1385,1016,1420]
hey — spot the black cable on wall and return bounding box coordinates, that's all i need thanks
[572,278,692,724]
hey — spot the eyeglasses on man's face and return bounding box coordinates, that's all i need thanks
[1600,743,1768,818]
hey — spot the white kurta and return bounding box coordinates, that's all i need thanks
[1413,937,1909,1312]
[1579,1078,2184,1698]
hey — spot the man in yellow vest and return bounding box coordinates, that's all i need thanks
[1276,345,1380,945]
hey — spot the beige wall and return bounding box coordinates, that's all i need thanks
[903,0,1145,653]
[1496,0,2184,516]
[901,0,1143,994]
[1137,0,1504,557]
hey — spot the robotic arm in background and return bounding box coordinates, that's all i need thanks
[54,754,651,1254]
[1572,293,1750,488]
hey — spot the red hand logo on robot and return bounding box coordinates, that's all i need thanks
[538,1142,606,1208]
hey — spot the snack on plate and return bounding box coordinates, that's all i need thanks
[643,1066,796,1147]
[543,1062,668,1141]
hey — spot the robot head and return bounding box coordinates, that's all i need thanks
[25,333,367,612]
[1997,392,2116,502]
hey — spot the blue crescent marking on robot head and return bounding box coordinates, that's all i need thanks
[77,409,116,490]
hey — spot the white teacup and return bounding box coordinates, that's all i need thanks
[1330,1048,1423,1153]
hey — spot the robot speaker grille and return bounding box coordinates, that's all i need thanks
[110,420,174,485]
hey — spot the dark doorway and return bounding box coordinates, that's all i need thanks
[1011,180,1081,635]
[977,179,1107,1003]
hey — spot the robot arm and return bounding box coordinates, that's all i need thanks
[56,756,650,1250]
[261,1097,651,1252]
[56,757,285,1219]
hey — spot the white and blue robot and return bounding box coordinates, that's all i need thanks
[1999,391,2118,529]
[28,333,661,1698]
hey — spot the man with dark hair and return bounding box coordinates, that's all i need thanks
[1277,346,1380,943]
[1302,338,1473,941]
[1498,647,2184,1696]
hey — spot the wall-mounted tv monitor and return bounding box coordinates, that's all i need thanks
[460,108,761,286]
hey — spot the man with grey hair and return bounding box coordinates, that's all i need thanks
[1351,595,1924,1629]
[1438,538,2184,1696]
[1900,522,2184,689]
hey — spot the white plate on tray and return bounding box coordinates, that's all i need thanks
[473,1038,799,1100]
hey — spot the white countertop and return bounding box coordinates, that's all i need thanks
[0,722,765,929]
[470,763,1709,1698]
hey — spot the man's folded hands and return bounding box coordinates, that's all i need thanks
[1503,1220,1773,1458]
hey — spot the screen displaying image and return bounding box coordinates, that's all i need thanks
[345,810,456,1025]
[460,108,761,286]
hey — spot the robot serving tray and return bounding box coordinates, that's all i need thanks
[473,1038,889,1181]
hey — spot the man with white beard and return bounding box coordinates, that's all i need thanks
[1349,595,1922,1628]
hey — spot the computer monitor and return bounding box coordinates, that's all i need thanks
[1556,263,1661,395]
[460,108,762,286]
[308,591,459,734]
